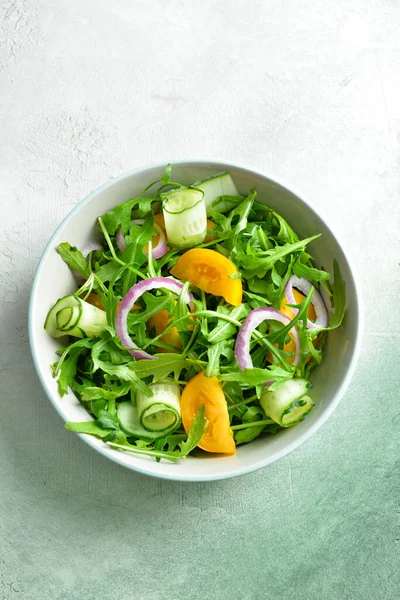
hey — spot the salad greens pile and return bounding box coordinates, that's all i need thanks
[45,165,346,462]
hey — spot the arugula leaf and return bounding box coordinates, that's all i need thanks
[267,287,314,346]
[234,425,265,445]
[271,211,299,243]
[205,342,223,377]
[52,339,94,395]
[243,290,271,308]
[91,336,152,394]
[104,267,124,329]
[327,260,346,328]
[222,381,243,405]
[211,190,256,237]
[294,258,331,282]
[235,235,320,279]
[246,277,271,295]
[207,304,249,344]
[121,219,155,269]
[141,163,179,194]
[94,260,122,284]
[179,404,206,456]
[80,383,130,402]
[220,365,295,387]
[242,405,264,422]
[97,410,119,430]
[101,199,142,235]
[128,292,174,326]
[57,243,91,279]
[65,420,113,439]
[306,260,346,339]
[129,354,198,383]
[154,433,187,453]
[106,442,181,462]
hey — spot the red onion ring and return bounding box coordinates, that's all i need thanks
[116,277,194,360]
[115,219,167,259]
[285,275,329,329]
[235,307,300,370]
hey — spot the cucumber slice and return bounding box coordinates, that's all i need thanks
[117,401,169,440]
[192,171,239,215]
[56,307,81,332]
[137,382,181,432]
[44,295,82,337]
[162,188,207,248]
[44,294,107,338]
[260,378,314,428]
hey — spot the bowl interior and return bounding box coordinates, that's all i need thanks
[29,161,361,481]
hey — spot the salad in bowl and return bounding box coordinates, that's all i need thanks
[42,165,346,464]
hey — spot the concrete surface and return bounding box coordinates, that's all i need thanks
[1,0,399,598]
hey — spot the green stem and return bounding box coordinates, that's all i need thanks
[197,237,225,249]
[181,325,200,359]
[231,419,274,431]
[228,394,258,411]
[257,227,273,251]
[98,217,146,280]
[200,291,208,336]
[107,442,180,462]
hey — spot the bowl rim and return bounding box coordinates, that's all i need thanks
[28,158,364,482]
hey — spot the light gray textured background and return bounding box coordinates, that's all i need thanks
[1,1,399,598]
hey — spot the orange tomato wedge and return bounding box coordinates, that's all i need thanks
[147,309,183,353]
[278,289,317,363]
[181,372,236,454]
[280,289,317,321]
[85,293,105,310]
[170,248,242,306]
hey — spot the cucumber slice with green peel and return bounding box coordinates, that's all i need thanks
[117,401,170,440]
[137,382,181,432]
[44,294,107,338]
[191,171,239,215]
[260,378,314,428]
[162,188,207,249]
[44,295,82,337]
[56,307,81,332]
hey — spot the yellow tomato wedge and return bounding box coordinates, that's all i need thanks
[181,372,236,454]
[170,248,242,306]
[85,293,105,310]
[280,288,317,321]
[278,289,317,363]
[146,309,183,353]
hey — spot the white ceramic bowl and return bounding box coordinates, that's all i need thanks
[29,160,362,482]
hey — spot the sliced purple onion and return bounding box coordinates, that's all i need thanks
[116,276,194,360]
[115,219,167,259]
[285,275,329,329]
[235,307,300,370]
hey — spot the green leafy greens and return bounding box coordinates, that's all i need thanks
[46,165,346,460]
